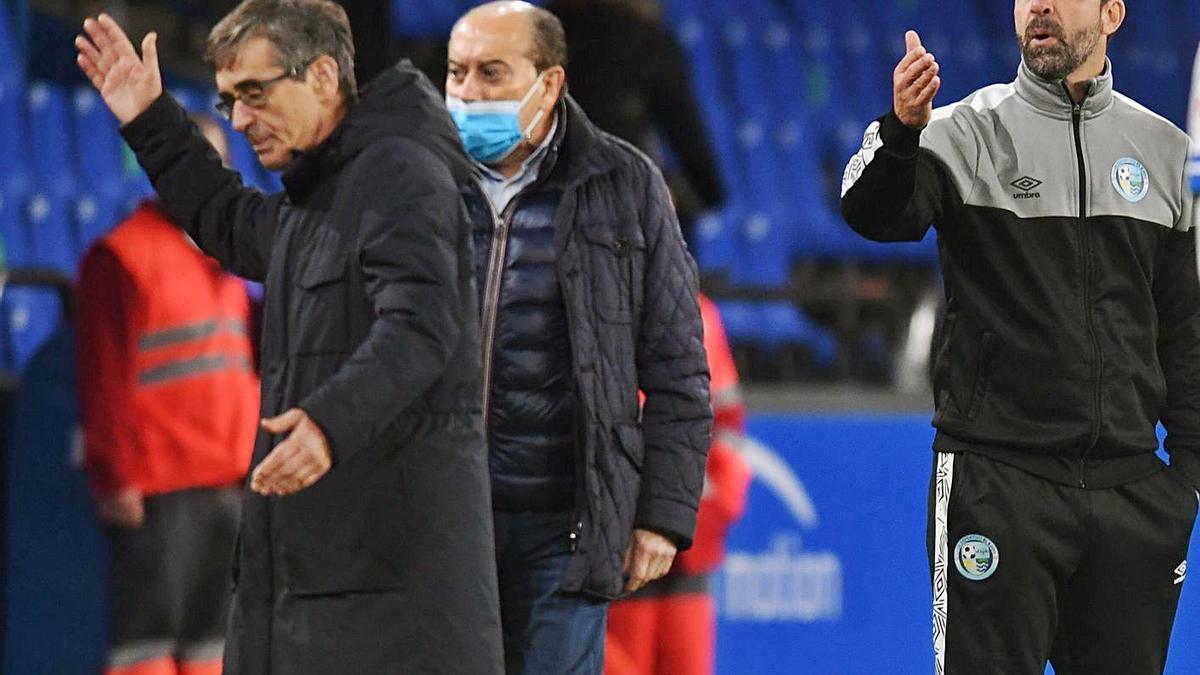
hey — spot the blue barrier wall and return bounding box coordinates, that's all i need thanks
[716,414,1200,674]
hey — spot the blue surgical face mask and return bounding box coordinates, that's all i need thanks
[446,74,547,166]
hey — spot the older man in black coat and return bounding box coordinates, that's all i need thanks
[76,1,502,673]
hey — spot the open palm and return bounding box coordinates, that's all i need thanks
[75,14,163,125]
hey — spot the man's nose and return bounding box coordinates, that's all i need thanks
[230,100,254,133]
[1028,0,1055,15]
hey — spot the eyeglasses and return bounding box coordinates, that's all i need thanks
[214,67,304,121]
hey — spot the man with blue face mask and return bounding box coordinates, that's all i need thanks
[446,3,712,674]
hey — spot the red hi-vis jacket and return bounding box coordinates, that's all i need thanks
[77,202,259,498]
[674,295,752,575]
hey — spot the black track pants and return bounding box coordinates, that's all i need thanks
[105,486,241,670]
[927,452,1198,674]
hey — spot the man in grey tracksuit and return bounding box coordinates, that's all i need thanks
[841,1,1199,672]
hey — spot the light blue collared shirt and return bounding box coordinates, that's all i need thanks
[474,115,560,214]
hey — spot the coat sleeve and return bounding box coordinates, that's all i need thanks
[840,109,973,242]
[299,142,466,465]
[120,94,280,282]
[1156,152,1200,491]
[76,244,139,498]
[633,163,713,549]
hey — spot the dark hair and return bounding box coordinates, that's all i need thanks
[528,7,568,71]
[206,0,357,101]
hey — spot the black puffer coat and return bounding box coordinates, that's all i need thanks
[121,61,502,674]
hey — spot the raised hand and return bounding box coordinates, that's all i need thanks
[76,14,163,125]
[893,30,940,129]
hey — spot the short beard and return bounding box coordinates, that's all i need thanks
[1017,19,1102,81]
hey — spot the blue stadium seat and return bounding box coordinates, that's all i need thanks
[190,88,221,119]
[839,21,892,121]
[671,8,741,213]
[714,299,758,344]
[26,193,79,272]
[27,82,77,199]
[0,78,31,201]
[72,87,124,201]
[724,114,795,287]
[692,210,737,274]
[75,193,126,250]
[391,0,467,39]
[716,299,838,367]
[120,140,155,210]
[2,287,62,374]
[780,1,850,121]
[0,190,34,268]
[728,210,791,288]
[759,301,838,366]
[986,34,1021,86]
[0,2,19,87]
[951,29,990,100]
[782,128,863,261]
[672,11,720,102]
[167,85,205,112]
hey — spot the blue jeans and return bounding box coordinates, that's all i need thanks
[493,510,608,675]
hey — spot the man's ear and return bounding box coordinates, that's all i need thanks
[309,54,342,101]
[541,65,567,108]
[1101,0,1125,41]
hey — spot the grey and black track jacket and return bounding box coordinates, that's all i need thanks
[841,60,1200,490]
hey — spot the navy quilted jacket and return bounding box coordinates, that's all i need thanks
[468,96,712,598]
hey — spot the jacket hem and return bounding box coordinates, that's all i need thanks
[933,430,1165,489]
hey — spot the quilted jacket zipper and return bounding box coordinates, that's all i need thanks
[478,179,522,429]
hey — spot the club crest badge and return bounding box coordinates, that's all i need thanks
[954,534,999,581]
[1111,157,1149,203]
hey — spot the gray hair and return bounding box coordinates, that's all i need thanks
[206,0,358,101]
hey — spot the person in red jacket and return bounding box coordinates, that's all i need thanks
[77,116,260,675]
[605,294,753,675]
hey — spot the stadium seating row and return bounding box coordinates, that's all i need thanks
[0,66,279,375]
[3,0,1197,375]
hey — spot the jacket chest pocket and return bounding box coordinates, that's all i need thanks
[290,229,349,355]
[581,225,645,324]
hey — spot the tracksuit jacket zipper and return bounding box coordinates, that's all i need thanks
[1066,86,1103,488]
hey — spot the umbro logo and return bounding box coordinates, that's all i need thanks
[1175,560,1187,585]
[1011,176,1043,200]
